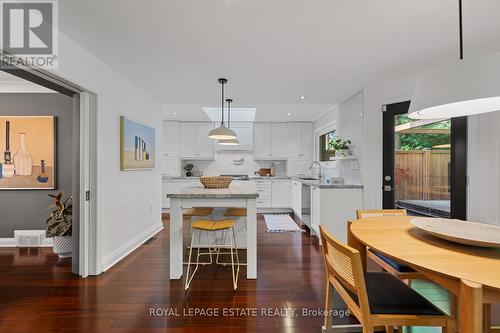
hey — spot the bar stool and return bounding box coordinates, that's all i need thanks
[185,219,240,290]
[222,208,247,266]
[183,208,214,265]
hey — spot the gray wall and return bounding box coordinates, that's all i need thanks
[0,93,74,237]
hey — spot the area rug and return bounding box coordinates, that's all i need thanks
[264,214,305,232]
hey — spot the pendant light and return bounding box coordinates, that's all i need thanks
[208,78,237,139]
[408,0,500,119]
[219,98,240,145]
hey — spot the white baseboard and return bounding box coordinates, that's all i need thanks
[0,234,53,247]
[101,222,164,272]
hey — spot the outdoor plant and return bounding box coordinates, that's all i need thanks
[45,192,73,237]
[330,138,352,151]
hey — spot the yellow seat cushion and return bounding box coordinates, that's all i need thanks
[183,207,214,217]
[192,219,236,231]
[223,208,247,217]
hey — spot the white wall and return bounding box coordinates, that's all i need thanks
[52,33,163,272]
[467,112,500,225]
[313,90,364,185]
[182,151,287,177]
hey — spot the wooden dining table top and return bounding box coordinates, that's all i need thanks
[350,216,500,293]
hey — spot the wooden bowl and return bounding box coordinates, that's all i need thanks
[411,218,500,248]
[200,176,232,189]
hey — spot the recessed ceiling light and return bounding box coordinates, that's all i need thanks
[287,113,291,116]
[172,112,177,115]
[299,95,306,100]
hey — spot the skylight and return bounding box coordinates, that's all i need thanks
[202,107,256,122]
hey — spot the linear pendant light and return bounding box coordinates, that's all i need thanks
[208,78,237,140]
[408,0,500,119]
[219,98,239,145]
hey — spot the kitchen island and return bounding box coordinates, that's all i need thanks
[167,181,259,280]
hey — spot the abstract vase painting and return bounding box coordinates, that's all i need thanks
[120,116,155,171]
[0,116,56,189]
[14,132,33,176]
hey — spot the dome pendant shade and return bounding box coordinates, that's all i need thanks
[218,138,240,145]
[208,124,237,140]
[408,52,500,119]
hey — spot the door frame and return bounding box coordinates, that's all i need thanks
[1,58,99,277]
[382,101,467,219]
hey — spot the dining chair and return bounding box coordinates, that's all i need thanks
[319,225,454,333]
[356,209,423,283]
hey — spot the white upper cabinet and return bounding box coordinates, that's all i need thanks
[180,122,215,160]
[287,122,313,160]
[253,123,271,159]
[270,123,288,158]
[196,122,216,158]
[253,123,288,160]
[163,121,179,158]
[217,122,254,151]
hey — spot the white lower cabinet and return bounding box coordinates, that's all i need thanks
[254,180,272,208]
[271,179,290,208]
[310,186,321,237]
[291,180,302,218]
[309,187,362,244]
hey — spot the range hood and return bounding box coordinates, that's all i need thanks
[217,122,253,151]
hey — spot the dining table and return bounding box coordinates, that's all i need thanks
[348,216,500,333]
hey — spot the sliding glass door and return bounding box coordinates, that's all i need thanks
[382,101,467,219]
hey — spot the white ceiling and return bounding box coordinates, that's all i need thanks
[59,0,500,120]
[0,71,56,93]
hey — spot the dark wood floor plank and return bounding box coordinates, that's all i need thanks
[0,214,498,333]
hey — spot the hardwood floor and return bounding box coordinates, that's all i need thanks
[0,214,497,332]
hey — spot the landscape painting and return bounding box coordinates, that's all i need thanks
[0,116,56,190]
[120,116,155,170]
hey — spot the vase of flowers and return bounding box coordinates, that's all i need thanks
[331,138,352,158]
[45,192,73,258]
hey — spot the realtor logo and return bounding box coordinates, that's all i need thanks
[0,0,58,68]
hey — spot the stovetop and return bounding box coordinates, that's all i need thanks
[220,174,250,181]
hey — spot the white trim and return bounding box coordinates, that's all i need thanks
[101,222,164,272]
[0,238,16,247]
[0,238,53,247]
[0,81,57,93]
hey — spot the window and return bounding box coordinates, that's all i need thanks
[319,130,336,161]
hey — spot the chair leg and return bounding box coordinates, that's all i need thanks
[385,326,394,333]
[362,326,374,333]
[324,282,334,331]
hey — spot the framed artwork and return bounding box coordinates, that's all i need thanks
[120,116,155,170]
[0,116,57,190]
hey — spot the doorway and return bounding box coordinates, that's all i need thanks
[382,101,467,219]
[0,65,98,277]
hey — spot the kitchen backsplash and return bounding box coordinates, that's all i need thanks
[183,151,287,177]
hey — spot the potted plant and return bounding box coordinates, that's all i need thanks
[330,138,352,158]
[45,192,72,258]
[184,163,194,177]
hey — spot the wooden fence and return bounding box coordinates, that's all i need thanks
[395,150,450,201]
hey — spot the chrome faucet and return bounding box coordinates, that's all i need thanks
[309,161,323,182]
